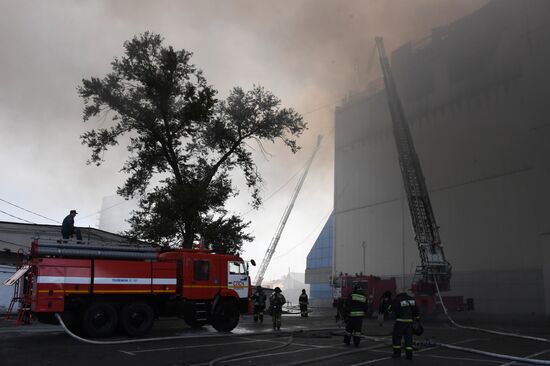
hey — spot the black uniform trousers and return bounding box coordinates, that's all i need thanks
[299,304,308,317]
[253,305,264,322]
[344,316,363,346]
[392,321,413,358]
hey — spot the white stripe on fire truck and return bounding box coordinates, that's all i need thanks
[36,276,177,285]
[152,278,177,285]
[94,277,151,285]
[37,276,91,284]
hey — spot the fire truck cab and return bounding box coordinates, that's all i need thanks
[20,239,252,338]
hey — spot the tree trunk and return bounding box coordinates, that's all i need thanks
[182,220,195,249]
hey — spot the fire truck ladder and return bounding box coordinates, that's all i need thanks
[375,37,451,292]
[4,250,32,324]
[254,135,323,287]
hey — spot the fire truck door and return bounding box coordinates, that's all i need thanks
[227,261,248,298]
[187,258,218,299]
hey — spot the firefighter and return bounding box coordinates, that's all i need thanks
[389,289,420,360]
[251,286,267,323]
[343,284,367,347]
[269,287,286,330]
[61,209,83,241]
[378,290,393,326]
[299,289,309,317]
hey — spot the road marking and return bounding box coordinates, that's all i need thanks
[119,339,266,355]
[349,337,482,366]
[189,343,385,365]
[239,336,345,349]
[417,354,502,364]
[499,347,550,366]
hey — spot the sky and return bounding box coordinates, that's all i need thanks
[0,0,487,282]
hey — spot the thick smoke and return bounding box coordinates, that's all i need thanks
[0,0,487,277]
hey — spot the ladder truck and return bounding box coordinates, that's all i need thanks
[331,39,464,317]
[375,37,463,314]
[254,135,322,287]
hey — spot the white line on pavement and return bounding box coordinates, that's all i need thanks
[499,347,550,366]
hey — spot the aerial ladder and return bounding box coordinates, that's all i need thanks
[375,37,452,294]
[254,135,323,286]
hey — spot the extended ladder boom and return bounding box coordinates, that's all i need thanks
[375,37,451,292]
[254,136,323,286]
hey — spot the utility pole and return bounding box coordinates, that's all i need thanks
[361,241,366,275]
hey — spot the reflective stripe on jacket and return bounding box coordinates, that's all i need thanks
[346,291,368,317]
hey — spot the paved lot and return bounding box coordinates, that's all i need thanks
[2,310,550,365]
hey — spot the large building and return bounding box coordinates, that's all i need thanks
[333,0,550,315]
[305,213,334,307]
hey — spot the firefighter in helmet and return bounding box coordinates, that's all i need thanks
[269,287,286,330]
[251,285,267,323]
[299,289,309,317]
[343,284,368,347]
[389,288,420,360]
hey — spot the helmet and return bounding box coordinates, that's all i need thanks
[302,289,306,293]
[274,287,281,293]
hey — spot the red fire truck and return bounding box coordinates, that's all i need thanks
[332,274,396,318]
[14,239,252,338]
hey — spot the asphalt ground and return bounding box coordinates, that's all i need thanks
[2,310,550,366]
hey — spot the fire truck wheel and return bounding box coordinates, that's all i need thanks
[82,302,118,338]
[120,302,154,337]
[212,300,239,332]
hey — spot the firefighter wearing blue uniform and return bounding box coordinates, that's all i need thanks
[389,290,420,360]
[343,284,368,347]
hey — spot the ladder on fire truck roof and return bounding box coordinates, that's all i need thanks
[375,37,452,293]
[254,135,323,287]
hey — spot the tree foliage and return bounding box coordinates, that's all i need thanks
[78,32,306,253]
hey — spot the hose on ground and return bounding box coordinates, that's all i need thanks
[433,275,550,342]
[54,313,338,345]
[208,335,293,366]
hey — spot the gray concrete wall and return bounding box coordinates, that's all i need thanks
[333,0,550,314]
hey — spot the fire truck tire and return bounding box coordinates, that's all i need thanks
[212,300,239,332]
[82,302,118,338]
[119,302,154,337]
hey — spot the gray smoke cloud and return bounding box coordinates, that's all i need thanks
[0,0,487,279]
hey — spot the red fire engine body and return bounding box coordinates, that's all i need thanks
[23,239,251,337]
[332,274,396,317]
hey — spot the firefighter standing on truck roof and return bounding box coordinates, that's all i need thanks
[61,209,83,241]
[251,286,267,323]
[269,287,286,331]
[389,289,420,360]
[343,284,367,347]
[299,289,309,317]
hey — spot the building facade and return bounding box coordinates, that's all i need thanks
[334,0,550,315]
[305,213,334,307]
